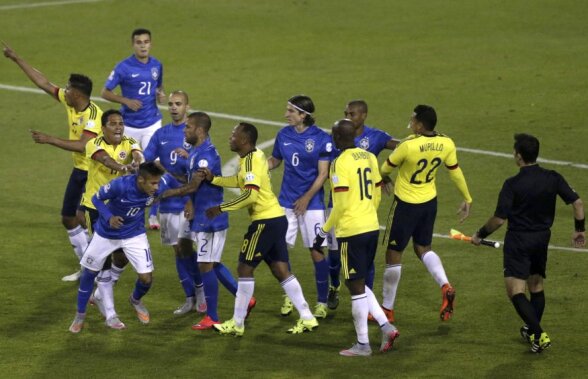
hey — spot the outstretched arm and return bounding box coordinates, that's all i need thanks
[30,129,95,152]
[3,42,58,97]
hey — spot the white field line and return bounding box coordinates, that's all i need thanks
[0,0,101,11]
[2,83,586,253]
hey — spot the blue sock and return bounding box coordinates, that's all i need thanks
[314,258,329,304]
[77,268,98,313]
[149,203,158,217]
[187,253,203,286]
[202,270,219,321]
[328,249,341,288]
[132,279,152,301]
[176,257,196,297]
[214,263,238,296]
[366,263,375,290]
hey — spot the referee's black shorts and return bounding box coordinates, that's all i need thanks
[503,229,551,279]
[239,216,289,268]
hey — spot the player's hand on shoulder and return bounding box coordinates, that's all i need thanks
[457,201,471,224]
[572,231,585,248]
[124,98,142,111]
[109,216,124,229]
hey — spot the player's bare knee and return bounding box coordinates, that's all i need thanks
[386,248,403,264]
[62,216,79,229]
[237,263,254,278]
[112,250,128,267]
[269,261,289,281]
[138,273,152,285]
[309,248,325,262]
[199,262,213,273]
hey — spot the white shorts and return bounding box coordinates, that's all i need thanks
[284,208,326,248]
[81,232,154,274]
[193,229,227,263]
[326,207,338,251]
[124,119,162,149]
[159,212,192,246]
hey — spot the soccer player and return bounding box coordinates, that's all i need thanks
[471,133,585,353]
[201,122,318,336]
[380,105,472,322]
[69,162,165,333]
[101,28,165,229]
[143,91,207,315]
[327,99,399,313]
[3,42,102,281]
[313,119,399,356]
[267,95,332,319]
[81,109,144,329]
[160,112,250,330]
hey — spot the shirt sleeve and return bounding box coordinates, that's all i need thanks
[556,172,580,204]
[143,131,159,161]
[105,64,122,91]
[319,134,333,161]
[271,132,283,160]
[85,138,103,160]
[494,180,514,219]
[93,178,122,220]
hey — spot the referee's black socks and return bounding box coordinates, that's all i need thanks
[511,293,543,336]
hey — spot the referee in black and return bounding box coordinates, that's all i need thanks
[471,133,585,353]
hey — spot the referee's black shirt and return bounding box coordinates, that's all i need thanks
[494,165,579,232]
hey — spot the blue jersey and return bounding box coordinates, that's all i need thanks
[272,125,332,210]
[158,173,190,214]
[187,138,229,232]
[92,175,161,239]
[105,55,163,128]
[143,122,191,213]
[328,125,393,207]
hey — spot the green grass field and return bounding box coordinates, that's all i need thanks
[1,0,587,378]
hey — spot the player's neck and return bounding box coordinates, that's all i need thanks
[354,125,365,137]
[74,99,90,113]
[172,118,187,126]
[134,54,150,64]
[293,124,308,133]
[238,146,256,158]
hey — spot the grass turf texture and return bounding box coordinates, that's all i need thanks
[0,0,587,377]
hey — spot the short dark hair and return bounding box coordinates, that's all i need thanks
[68,74,92,98]
[414,104,437,130]
[132,28,151,40]
[170,90,189,104]
[188,111,211,134]
[288,95,315,126]
[139,161,164,177]
[514,133,540,163]
[347,99,368,114]
[101,109,122,126]
[238,122,258,145]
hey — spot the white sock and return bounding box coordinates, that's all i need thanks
[67,226,88,260]
[421,251,449,287]
[97,270,117,320]
[365,286,389,326]
[195,284,205,304]
[351,294,369,344]
[382,264,402,310]
[110,264,125,283]
[281,275,313,320]
[234,278,254,327]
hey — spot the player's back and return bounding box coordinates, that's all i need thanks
[391,133,457,204]
[331,148,381,237]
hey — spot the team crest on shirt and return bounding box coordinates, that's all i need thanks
[86,120,95,128]
[326,142,333,152]
[198,159,209,168]
[146,196,155,207]
[305,139,315,153]
[359,137,370,150]
[119,151,127,160]
[151,67,159,80]
[245,172,255,182]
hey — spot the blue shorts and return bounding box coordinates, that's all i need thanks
[385,196,437,251]
[338,230,379,281]
[61,168,87,217]
[503,229,550,279]
[239,216,289,268]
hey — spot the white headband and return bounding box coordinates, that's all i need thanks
[288,101,312,115]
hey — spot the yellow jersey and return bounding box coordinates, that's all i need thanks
[56,88,103,171]
[382,133,472,204]
[81,135,141,209]
[212,148,284,221]
[323,147,382,238]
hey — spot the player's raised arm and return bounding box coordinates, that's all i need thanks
[3,42,59,97]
